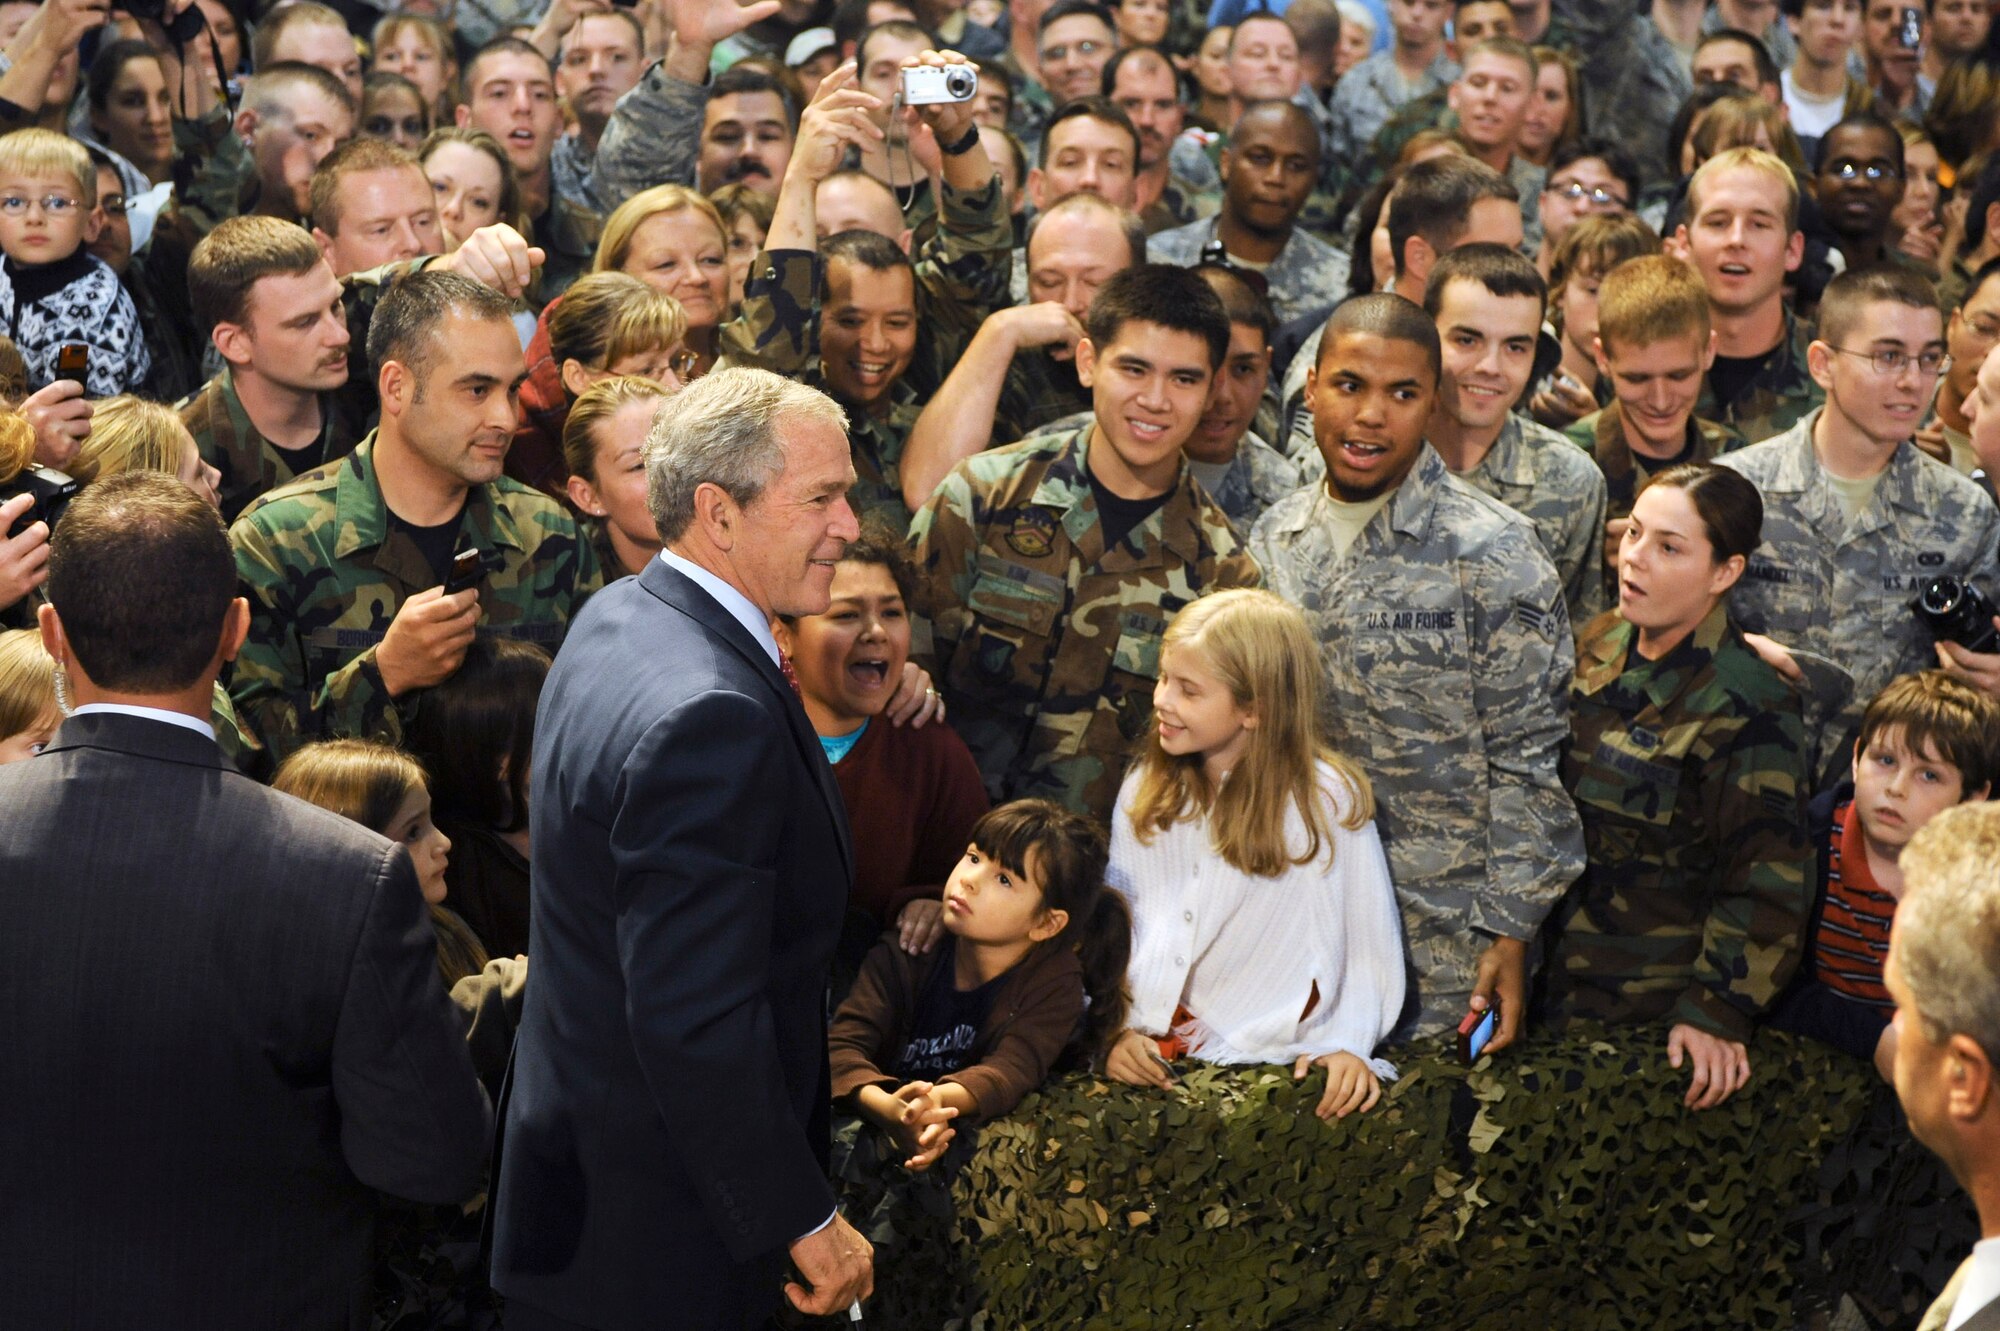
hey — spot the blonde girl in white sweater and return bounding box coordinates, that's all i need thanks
[1103,589,1407,1120]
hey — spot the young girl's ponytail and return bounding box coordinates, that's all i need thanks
[1072,886,1132,1058]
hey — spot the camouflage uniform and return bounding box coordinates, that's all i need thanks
[172,106,260,236]
[178,367,359,524]
[1449,413,1608,623]
[1328,50,1458,180]
[1141,169,1223,237]
[1556,0,1694,186]
[993,349,1094,447]
[1027,411,1310,533]
[1003,56,1054,159]
[1567,402,1746,600]
[1508,154,1546,257]
[1248,449,1585,1038]
[228,432,602,759]
[533,196,602,304]
[1147,216,1353,327]
[1716,407,2000,769]
[908,425,1262,820]
[1694,307,1826,445]
[589,60,710,212]
[1543,603,1813,1042]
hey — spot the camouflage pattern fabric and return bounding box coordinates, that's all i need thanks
[904,175,1017,402]
[1717,408,2000,772]
[1003,55,1054,159]
[1567,402,1746,602]
[228,432,602,760]
[589,59,709,212]
[843,1023,1959,1330]
[1553,0,1693,186]
[179,367,354,524]
[1024,410,1311,533]
[1147,215,1352,326]
[992,347,1094,447]
[1936,256,1974,316]
[907,425,1261,821]
[1328,49,1459,181]
[1248,448,1584,1038]
[172,105,260,237]
[1694,306,1826,445]
[1508,153,1546,257]
[1140,168,1223,237]
[533,195,602,304]
[1451,412,1608,623]
[1359,88,1451,191]
[1542,603,1813,1043]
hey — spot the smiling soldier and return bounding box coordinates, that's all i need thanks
[909,264,1261,822]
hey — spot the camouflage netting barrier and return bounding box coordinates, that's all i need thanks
[833,1023,1977,1331]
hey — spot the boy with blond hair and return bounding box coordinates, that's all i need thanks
[0,128,146,397]
[1566,255,1746,598]
[1772,671,2000,1075]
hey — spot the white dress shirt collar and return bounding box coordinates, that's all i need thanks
[660,548,780,667]
[70,702,217,741]
[1950,1237,2000,1330]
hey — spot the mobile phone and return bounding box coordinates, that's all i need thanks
[1457,1004,1498,1065]
[442,544,483,594]
[1899,6,1922,48]
[54,343,87,388]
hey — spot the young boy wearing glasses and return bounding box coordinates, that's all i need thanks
[0,128,147,397]
[1717,264,2000,779]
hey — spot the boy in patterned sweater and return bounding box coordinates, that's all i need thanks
[1770,672,2000,1077]
[0,129,147,398]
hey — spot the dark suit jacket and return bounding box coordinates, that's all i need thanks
[0,711,491,1331]
[490,558,854,1329]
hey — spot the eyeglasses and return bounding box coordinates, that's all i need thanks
[1548,179,1630,210]
[97,195,127,217]
[0,195,81,216]
[1826,344,1951,377]
[1040,38,1107,62]
[1826,160,1901,183]
[669,347,701,383]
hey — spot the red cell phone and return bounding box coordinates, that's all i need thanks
[1457,1004,1498,1065]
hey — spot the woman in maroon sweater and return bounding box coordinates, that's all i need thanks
[777,531,991,977]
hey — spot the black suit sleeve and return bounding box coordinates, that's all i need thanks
[614,690,837,1262]
[332,844,493,1205]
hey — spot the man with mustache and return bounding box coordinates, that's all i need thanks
[228,270,602,759]
[699,64,801,195]
[1106,45,1221,236]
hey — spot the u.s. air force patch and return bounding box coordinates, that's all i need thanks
[1006,512,1057,559]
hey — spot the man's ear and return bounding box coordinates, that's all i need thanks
[1026,166,1049,212]
[212,320,254,368]
[1075,335,1098,387]
[36,600,66,669]
[454,103,473,130]
[1805,338,1835,392]
[233,106,259,147]
[312,226,337,269]
[378,358,412,416]
[1947,1034,1996,1119]
[219,597,251,665]
[1402,233,1435,289]
[1784,226,1805,275]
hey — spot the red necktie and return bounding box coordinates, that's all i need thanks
[779,649,803,701]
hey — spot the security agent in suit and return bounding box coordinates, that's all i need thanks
[0,473,489,1331]
[490,368,876,1329]
[1885,803,2000,1331]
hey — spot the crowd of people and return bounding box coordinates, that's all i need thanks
[6,0,2000,1322]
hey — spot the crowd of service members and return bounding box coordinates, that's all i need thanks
[5,0,2000,1318]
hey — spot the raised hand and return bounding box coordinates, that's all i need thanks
[787,63,884,185]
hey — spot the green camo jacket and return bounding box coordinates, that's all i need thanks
[228,432,602,759]
[1544,603,1813,1042]
[909,425,1261,822]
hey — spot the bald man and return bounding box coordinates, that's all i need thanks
[1147,100,1351,327]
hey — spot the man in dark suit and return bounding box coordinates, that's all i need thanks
[1887,803,2000,1331]
[491,368,876,1328]
[0,474,490,1331]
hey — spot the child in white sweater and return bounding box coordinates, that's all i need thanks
[1104,588,1407,1120]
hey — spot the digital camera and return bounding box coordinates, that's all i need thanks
[900,64,977,105]
[1911,574,2000,655]
[0,464,80,536]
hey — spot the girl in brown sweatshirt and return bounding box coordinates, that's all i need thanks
[827,800,1132,1170]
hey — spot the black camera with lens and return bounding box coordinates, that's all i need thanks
[1911,574,2000,655]
[0,464,80,536]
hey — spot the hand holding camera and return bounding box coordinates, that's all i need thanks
[1918,575,2000,700]
[896,51,978,147]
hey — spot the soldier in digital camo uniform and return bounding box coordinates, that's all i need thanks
[229,272,601,761]
[1716,267,2000,778]
[908,266,1261,822]
[1249,294,1582,1042]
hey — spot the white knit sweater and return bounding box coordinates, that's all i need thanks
[1107,762,1407,1079]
